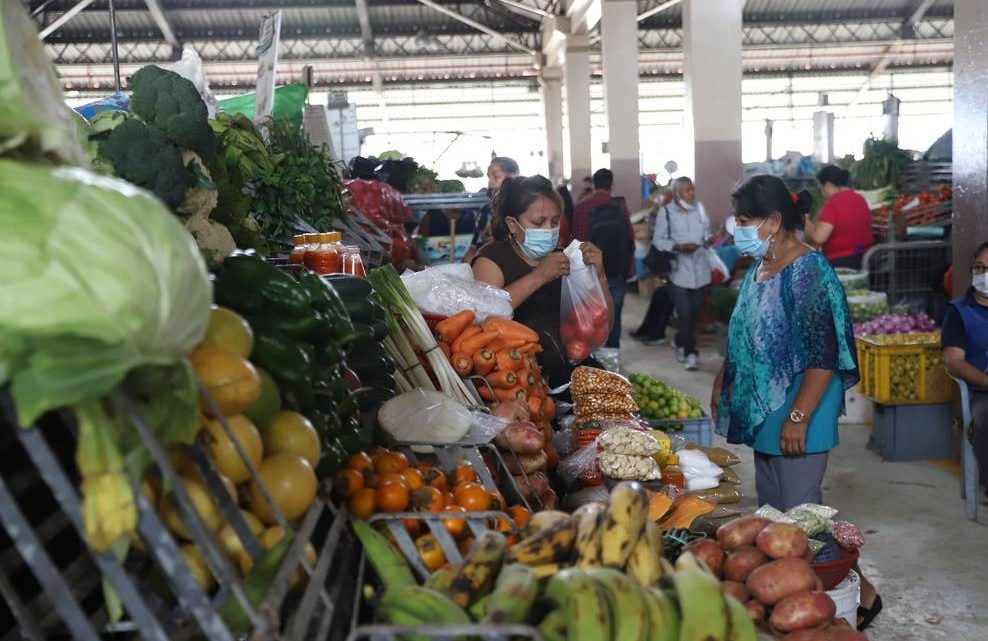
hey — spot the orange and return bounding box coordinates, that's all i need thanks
[261,411,320,467]
[248,454,317,525]
[202,414,263,484]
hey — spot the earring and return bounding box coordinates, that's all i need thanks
[766,234,777,262]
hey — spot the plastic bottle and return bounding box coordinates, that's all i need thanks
[342,245,366,277]
[288,235,307,265]
[661,454,685,489]
[312,232,341,275]
[302,233,320,270]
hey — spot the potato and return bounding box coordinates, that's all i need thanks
[514,471,550,501]
[756,522,809,560]
[745,599,766,622]
[721,580,750,603]
[504,450,548,475]
[770,591,836,632]
[685,539,726,577]
[538,487,559,510]
[747,557,817,606]
[724,545,768,582]
[782,630,831,641]
[825,628,869,641]
[492,399,530,422]
[494,421,545,454]
[717,516,771,551]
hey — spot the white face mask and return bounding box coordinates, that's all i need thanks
[973,273,988,297]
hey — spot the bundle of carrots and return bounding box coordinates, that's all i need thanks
[434,310,556,422]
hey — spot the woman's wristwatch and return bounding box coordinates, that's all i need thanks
[788,409,807,424]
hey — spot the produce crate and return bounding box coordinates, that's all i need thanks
[867,402,957,461]
[348,622,542,641]
[646,417,713,447]
[855,333,955,405]
[0,389,358,641]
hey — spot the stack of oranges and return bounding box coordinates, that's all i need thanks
[334,447,532,570]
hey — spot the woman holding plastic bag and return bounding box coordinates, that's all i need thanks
[472,175,613,389]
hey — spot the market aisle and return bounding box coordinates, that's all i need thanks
[619,288,988,641]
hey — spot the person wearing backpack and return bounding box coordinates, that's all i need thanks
[650,176,711,371]
[570,169,636,348]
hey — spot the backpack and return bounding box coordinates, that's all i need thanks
[588,197,633,278]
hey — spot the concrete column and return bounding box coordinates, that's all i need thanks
[953,0,988,293]
[813,111,834,164]
[540,66,565,182]
[882,94,900,141]
[682,0,743,227]
[600,0,641,210]
[563,33,593,187]
[764,119,774,162]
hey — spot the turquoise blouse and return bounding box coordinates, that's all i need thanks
[716,251,859,450]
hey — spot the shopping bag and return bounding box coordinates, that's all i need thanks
[560,240,609,363]
[708,247,730,284]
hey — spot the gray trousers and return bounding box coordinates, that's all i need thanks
[668,282,703,356]
[754,451,830,511]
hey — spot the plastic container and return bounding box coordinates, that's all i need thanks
[826,570,861,627]
[288,234,307,265]
[812,546,859,590]
[342,245,366,276]
[301,233,320,270]
[868,402,957,461]
[661,456,685,489]
[856,333,955,405]
[646,417,713,447]
[311,232,341,275]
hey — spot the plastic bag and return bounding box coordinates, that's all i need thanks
[560,241,610,362]
[592,347,620,373]
[721,468,742,485]
[679,449,724,479]
[558,440,602,487]
[401,264,513,323]
[598,426,660,456]
[683,444,742,467]
[571,366,633,395]
[164,47,219,117]
[787,503,839,520]
[753,505,796,524]
[599,452,662,481]
[786,503,839,537]
[847,290,888,322]
[685,475,720,492]
[830,520,865,550]
[690,482,743,504]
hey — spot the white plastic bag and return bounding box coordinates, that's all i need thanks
[559,240,609,362]
[164,47,219,117]
[401,264,512,323]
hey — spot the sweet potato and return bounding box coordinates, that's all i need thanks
[717,516,771,551]
[685,539,726,578]
[724,545,768,583]
[747,557,817,606]
[514,471,550,501]
[756,522,809,560]
[504,450,548,475]
[769,591,836,633]
[721,580,750,604]
[745,599,766,622]
[494,421,545,455]
[492,398,530,422]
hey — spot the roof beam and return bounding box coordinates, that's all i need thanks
[39,0,96,39]
[142,0,181,50]
[410,0,537,54]
[565,0,601,34]
[637,0,682,24]
[353,0,375,56]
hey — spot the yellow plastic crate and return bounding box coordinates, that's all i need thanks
[855,333,955,405]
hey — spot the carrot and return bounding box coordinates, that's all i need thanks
[438,341,451,359]
[477,384,496,402]
[494,348,525,372]
[529,383,547,399]
[518,343,543,355]
[487,337,526,353]
[460,330,500,355]
[541,396,556,419]
[473,348,496,376]
[435,310,475,344]
[494,386,527,402]
[483,317,538,343]
[527,395,543,419]
[486,369,519,389]
[451,352,473,376]
[518,367,538,389]
[451,325,482,353]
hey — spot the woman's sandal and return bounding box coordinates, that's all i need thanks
[857,594,883,631]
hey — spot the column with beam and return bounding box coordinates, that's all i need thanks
[540,65,565,182]
[563,32,593,187]
[953,0,988,294]
[682,0,743,228]
[600,0,641,210]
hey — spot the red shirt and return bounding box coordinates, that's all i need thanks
[567,189,634,246]
[817,190,874,261]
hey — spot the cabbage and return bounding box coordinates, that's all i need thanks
[0,1,87,164]
[0,160,211,425]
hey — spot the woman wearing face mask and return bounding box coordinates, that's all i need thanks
[473,175,613,388]
[942,242,988,505]
[712,175,859,511]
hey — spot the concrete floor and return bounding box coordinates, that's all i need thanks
[615,288,987,641]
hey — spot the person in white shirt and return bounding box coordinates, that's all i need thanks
[650,176,711,371]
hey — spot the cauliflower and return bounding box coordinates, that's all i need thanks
[184,212,235,267]
[176,150,218,218]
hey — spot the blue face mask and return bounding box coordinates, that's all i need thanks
[732,220,769,257]
[514,222,560,260]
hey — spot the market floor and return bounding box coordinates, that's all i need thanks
[616,288,988,641]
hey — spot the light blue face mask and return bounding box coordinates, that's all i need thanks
[732,220,769,257]
[514,221,560,260]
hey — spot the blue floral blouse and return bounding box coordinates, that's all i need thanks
[716,251,859,447]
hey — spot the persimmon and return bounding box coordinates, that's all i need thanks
[375,480,410,513]
[410,486,445,513]
[441,505,469,539]
[443,491,457,509]
[334,468,364,498]
[453,462,478,485]
[364,473,382,489]
[402,518,422,537]
[507,505,531,530]
[349,487,376,519]
[457,536,475,556]
[375,451,409,475]
[400,468,424,491]
[415,534,447,572]
[347,452,374,478]
[379,473,409,488]
[422,467,449,492]
[488,489,507,512]
[453,482,491,512]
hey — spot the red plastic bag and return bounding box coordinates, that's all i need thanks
[345,179,411,228]
[559,241,609,362]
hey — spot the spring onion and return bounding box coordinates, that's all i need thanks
[369,266,478,406]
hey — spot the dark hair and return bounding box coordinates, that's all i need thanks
[583,176,593,184]
[490,156,519,175]
[974,241,988,262]
[557,184,574,220]
[592,168,614,190]
[817,164,851,188]
[731,174,813,231]
[491,175,564,241]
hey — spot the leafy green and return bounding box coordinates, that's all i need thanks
[0,160,211,425]
[850,137,914,190]
[128,65,215,161]
[97,119,195,209]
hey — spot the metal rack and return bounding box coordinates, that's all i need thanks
[861,239,952,313]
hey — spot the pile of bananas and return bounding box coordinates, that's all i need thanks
[361,481,762,641]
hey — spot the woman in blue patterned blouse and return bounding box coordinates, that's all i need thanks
[711,175,859,510]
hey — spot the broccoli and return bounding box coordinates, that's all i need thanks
[128,66,215,160]
[97,119,194,209]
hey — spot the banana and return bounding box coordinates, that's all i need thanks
[524,510,573,537]
[574,506,606,569]
[586,567,650,641]
[600,481,650,568]
[447,530,506,607]
[626,521,664,587]
[424,563,460,593]
[468,594,490,620]
[352,521,417,591]
[377,585,470,641]
[545,568,611,641]
[538,608,569,641]
[531,562,564,579]
[482,563,539,624]
[506,514,576,566]
[724,594,757,641]
[672,553,728,641]
[644,587,680,641]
